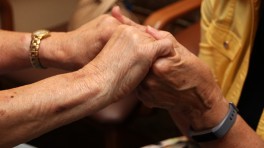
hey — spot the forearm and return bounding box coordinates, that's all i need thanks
[0,30,31,72]
[0,15,123,73]
[169,105,264,147]
[0,30,66,73]
[198,115,264,148]
[0,69,104,147]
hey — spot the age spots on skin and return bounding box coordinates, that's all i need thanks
[9,91,17,99]
[54,106,68,114]
[0,109,6,116]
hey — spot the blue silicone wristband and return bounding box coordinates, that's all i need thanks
[190,102,239,142]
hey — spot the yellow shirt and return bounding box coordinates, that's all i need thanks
[199,0,264,139]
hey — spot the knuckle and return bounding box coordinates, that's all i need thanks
[100,14,119,26]
[153,60,171,75]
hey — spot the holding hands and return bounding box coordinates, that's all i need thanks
[137,28,228,135]
[111,8,264,148]
[112,6,230,140]
[1,4,263,148]
[0,12,175,147]
[83,24,174,105]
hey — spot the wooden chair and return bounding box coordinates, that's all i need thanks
[0,0,13,30]
[144,0,202,55]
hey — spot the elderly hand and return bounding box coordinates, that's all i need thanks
[136,27,229,134]
[82,25,174,106]
[40,14,124,71]
[0,25,173,147]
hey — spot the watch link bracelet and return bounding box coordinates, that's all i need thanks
[190,102,239,142]
[29,29,50,69]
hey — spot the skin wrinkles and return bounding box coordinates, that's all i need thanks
[96,15,120,42]
[0,9,178,147]
[51,90,80,114]
[51,75,95,114]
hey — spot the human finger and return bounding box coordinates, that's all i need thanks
[146,26,179,51]
[111,6,146,31]
[143,38,175,62]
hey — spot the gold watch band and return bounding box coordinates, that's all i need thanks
[29,30,50,69]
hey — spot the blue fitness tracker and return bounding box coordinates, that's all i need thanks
[190,102,239,142]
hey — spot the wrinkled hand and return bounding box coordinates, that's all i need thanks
[136,28,228,133]
[46,15,123,70]
[83,25,174,104]
[111,6,223,111]
[52,7,145,71]
[136,28,213,109]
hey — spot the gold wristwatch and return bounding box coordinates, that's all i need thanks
[29,29,50,69]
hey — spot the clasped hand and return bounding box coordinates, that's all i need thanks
[48,6,226,132]
[110,6,228,135]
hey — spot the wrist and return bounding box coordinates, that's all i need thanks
[22,32,32,66]
[76,66,113,109]
[40,30,102,70]
[190,102,239,142]
[37,32,66,69]
[190,98,229,131]
[167,86,229,136]
[187,80,229,131]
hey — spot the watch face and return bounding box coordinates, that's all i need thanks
[33,30,50,37]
